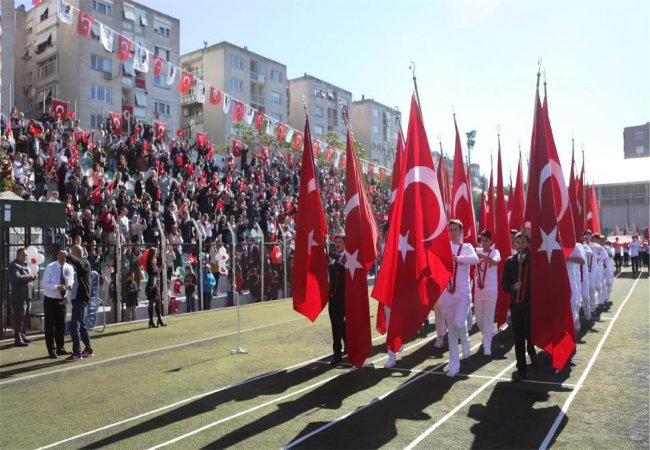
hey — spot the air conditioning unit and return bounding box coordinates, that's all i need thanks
[103,72,112,80]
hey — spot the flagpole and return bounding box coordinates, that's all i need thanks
[409,61,423,116]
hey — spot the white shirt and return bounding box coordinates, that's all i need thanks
[474,246,501,291]
[42,260,74,300]
[447,242,479,295]
[629,241,640,257]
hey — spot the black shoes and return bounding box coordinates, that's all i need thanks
[157,319,167,327]
[56,348,69,356]
[149,320,158,328]
[48,352,58,359]
[512,371,527,382]
[14,341,29,347]
[330,354,343,365]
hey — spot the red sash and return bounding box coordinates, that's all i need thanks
[447,244,464,294]
[516,253,529,304]
[476,249,492,290]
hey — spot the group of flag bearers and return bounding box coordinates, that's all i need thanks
[291,71,612,383]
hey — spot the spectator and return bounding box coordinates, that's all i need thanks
[8,248,38,347]
[183,264,198,313]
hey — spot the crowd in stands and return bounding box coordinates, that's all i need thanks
[1,105,391,313]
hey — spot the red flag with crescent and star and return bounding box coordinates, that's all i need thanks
[372,95,453,353]
[177,71,193,95]
[50,98,69,120]
[154,121,166,141]
[76,12,94,38]
[586,184,600,234]
[509,152,525,232]
[291,117,329,321]
[232,101,245,122]
[494,138,512,326]
[451,116,477,245]
[108,112,122,136]
[153,55,164,77]
[524,81,575,371]
[209,87,222,105]
[116,35,132,62]
[344,129,379,368]
[543,88,575,257]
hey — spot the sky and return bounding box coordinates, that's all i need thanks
[20,0,650,183]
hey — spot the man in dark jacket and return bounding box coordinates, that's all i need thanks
[65,245,94,362]
[501,232,537,381]
[8,248,38,346]
[328,235,346,365]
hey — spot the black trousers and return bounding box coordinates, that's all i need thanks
[614,254,622,271]
[44,297,67,353]
[631,256,640,274]
[510,302,536,374]
[328,296,345,357]
[12,297,31,342]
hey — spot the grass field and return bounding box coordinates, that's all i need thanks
[0,268,648,450]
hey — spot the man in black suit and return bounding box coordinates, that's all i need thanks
[64,245,94,362]
[328,235,346,365]
[501,232,537,381]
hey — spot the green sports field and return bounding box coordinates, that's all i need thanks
[0,268,647,449]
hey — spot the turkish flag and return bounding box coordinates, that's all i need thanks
[486,169,495,233]
[586,184,600,233]
[76,12,94,38]
[509,153,525,232]
[291,132,304,150]
[451,118,477,245]
[154,121,166,141]
[372,95,453,352]
[543,93,575,257]
[209,87,222,105]
[121,104,133,133]
[231,139,242,157]
[116,35,132,62]
[108,112,122,136]
[196,132,207,147]
[568,147,581,242]
[379,167,386,182]
[341,154,347,169]
[576,163,586,233]
[50,98,69,120]
[276,122,286,142]
[232,101,245,122]
[312,140,320,158]
[325,146,334,162]
[177,71,193,95]
[368,163,375,179]
[524,84,575,371]
[344,129,379,368]
[153,55,165,77]
[478,191,488,233]
[291,117,329,321]
[494,140,512,326]
[68,144,79,166]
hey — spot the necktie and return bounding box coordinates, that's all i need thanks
[60,265,65,298]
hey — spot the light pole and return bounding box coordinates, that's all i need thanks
[465,130,477,167]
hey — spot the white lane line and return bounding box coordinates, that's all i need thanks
[1,317,304,386]
[147,334,441,450]
[539,270,644,450]
[35,328,401,450]
[404,361,517,450]
[282,336,494,450]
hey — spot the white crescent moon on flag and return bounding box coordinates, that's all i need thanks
[54,105,64,115]
[307,178,316,194]
[403,166,446,242]
[345,193,359,219]
[539,162,568,219]
[452,182,469,215]
[390,189,396,204]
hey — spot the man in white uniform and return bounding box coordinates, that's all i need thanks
[473,230,501,356]
[566,242,586,332]
[440,220,478,377]
[592,234,608,305]
[580,239,592,320]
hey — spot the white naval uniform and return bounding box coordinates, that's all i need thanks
[567,244,585,326]
[594,243,608,304]
[587,242,604,312]
[439,242,478,374]
[580,243,592,318]
[605,246,614,298]
[473,246,501,355]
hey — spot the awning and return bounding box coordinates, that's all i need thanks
[36,33,52,47]
[123,4,136,21]
[134,90,148,107]
[123,60,135,76]
[36,88,52,103]
[139,13,148,26]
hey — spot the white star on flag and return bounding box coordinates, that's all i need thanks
[307,229,318,255]
[538,226,562,263]
[398,230,414,262]
[344,249,363,280]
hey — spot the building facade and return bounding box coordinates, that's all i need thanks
[351,96,400,168]
[13,0,180,135]
[1,0,16,113]
[596,181,650,233]
[287,74,352,143]
[180,41,287,145]
[623,123,649,159]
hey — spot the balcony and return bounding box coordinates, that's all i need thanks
[181,94,199,105]
[250,93,265,104]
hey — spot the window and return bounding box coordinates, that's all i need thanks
[123,4,136,22]
[91,84,112,104]
[270,91,282,104]
[39,7,49,22]
[122,60,135,77]
[230,55,243,69]
[373,125,379,134]
[635,131,645,141]
[154,101,171,116]
[35,34,53,55]
[636,145,645,156]
[372,108,379,119]
[270,112,282,121]
[271,70,282,82]
[90,114,105,128]
[314,125,324,136]
[37,55,57,80]
[314,105,323,117]
[134,91,148,107]
[90,54,112,72]
[154,46,171,86]
[91,0,113,17]
[230,78,243,91]
[139,12,148,26]
[153,18,171,37]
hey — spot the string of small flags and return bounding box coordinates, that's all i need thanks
[51,0,392,181]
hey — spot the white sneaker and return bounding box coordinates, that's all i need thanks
[447,367,459,377]
[434,338,444,349]
[384,352,396,369]
[462,343,471,359]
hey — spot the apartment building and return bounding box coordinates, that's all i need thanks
[13,0,180,135]
[351,96,400,167]
[180,41,288,145]
[1,0,17,111]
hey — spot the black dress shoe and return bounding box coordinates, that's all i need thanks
[14,341,29,347]
[512,371,527,382]
[56,348,69,356]
[48,352,58,359]
[330,355,342,365]
[22,337,32,344]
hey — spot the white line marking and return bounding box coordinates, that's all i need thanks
[539,270,644,450]
[2,317,304,386]
[147,334,441,450]
[282,338,493,450]
[404,361,517,450]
